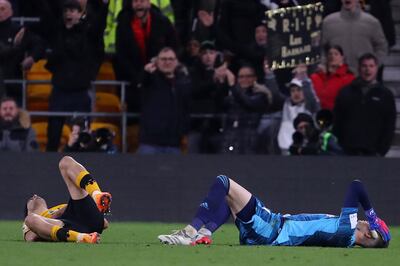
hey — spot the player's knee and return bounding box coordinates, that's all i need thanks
[59,156,74,171]
[24,214,39,229]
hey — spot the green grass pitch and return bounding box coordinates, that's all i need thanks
[1,221,398,266]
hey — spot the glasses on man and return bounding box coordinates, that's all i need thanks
[238,74,255,79]
[158,57,177,62]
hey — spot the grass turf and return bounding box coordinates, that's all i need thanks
[0,221,398,266]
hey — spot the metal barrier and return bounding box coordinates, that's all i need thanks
[4,79,130,152]
[11,17,40,26]
[3,79,284,153]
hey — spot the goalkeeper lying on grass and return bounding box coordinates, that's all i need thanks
[22,156,112,244]
[158,176,390,248]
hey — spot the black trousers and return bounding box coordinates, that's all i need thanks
[46,88,91,151]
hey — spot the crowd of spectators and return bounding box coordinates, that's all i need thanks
[0,0,397,156]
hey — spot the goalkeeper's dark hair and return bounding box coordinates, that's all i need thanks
[361,234,388,248]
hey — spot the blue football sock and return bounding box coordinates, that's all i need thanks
[190,175,230,231]
[204,201,231,232]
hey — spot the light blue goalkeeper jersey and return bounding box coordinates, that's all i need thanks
[272,208,358,247]
[235,197,358,247]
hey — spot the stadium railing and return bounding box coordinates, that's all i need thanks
[4,79,286,153]
[11,17,40,26]
[4,79,130,152]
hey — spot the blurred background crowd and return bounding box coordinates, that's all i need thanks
[0,0,398,156]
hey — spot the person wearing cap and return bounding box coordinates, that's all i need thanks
[289,111,343,155]
[289,112,319,155]
[277,64,320,154]
[158,176,390,248]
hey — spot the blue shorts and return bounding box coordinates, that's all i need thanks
[235,197,283,245]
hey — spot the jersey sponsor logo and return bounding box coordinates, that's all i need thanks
[349,213,357,229]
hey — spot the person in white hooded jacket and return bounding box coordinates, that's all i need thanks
[277,64,320,154]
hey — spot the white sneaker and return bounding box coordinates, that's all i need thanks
[158,229,195,245]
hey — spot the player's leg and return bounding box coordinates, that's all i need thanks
[58,156,112,213]
[24,213,99,243]
[158,175,232,245]
[158,175,254,245]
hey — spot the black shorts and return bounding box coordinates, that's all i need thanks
[59,195,104,234]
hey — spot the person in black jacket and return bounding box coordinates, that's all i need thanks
[136,47,191,154]
[187,40,230,153]
[115,0,179,113]
[220,64,270,154]
[36,0,108,151]
[0,0,44,103]
[333,53,396,156]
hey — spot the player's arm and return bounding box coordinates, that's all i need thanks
[343,180,388,238]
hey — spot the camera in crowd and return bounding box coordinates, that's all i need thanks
[67,117,116,153]
[290,109,341,155]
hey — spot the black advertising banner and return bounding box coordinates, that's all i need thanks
[266,3,323,69]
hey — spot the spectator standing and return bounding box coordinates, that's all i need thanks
[322,0,388,75]
[0,0,44,104]
[174,0,220,45]
[187,41,229,153]
[366,0,396,48]
[0,97,38,151]
[115,0,178,113]
[241,22,269,82]
[216,0,267,65]
[310,45,355,111]
[277,64,320,154]
[219,64,272,154]
[36,0,108,151]
[136,47,191,154]
[333,53,396,156]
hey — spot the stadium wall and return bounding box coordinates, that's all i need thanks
[1,153,399,224]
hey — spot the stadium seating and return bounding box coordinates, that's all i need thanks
[31,122,71,151]
[94,92,122,113]
[25,59,52,112]
[95,60,118,95]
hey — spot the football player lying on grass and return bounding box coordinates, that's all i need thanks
[23,156,112,244]
[158,176,390,248]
